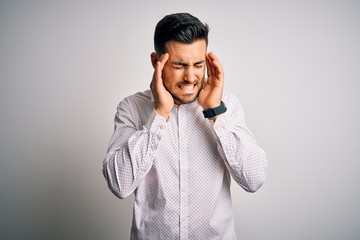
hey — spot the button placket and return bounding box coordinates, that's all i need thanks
[178,105,189,239]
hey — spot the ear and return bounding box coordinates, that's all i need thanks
[150,52,158,69]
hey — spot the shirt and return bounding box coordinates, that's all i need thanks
[102,89,268,240]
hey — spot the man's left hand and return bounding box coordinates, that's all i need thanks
[198,52,224,111]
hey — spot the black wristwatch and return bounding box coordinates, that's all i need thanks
[202,101,227,118]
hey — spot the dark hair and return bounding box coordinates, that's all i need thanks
[154,13,209,54]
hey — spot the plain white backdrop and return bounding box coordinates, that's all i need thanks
[1,0,359,239]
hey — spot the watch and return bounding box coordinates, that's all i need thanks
[202,101,227,118]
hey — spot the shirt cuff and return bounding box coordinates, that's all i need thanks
[143,110,168,150]
[213,111,237,135]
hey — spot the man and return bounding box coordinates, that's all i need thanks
[103,13,268,240]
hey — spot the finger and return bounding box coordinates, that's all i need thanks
[159,52,169,65]
[206,52,216,78]
[207,52,223,78]
[206,52,212,77]
[157,53,169,73]
[206,58,211,78]
[155,53,169,85]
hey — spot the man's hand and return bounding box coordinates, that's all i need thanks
[150,53,173,120]
[198,52,224,110]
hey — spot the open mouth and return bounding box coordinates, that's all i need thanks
[178,84,197,94]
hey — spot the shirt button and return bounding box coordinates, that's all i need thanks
[181,187,187,192]
[159,124,165,130]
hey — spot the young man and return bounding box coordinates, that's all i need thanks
[103,13,268,240]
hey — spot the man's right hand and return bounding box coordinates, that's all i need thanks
[150,53,173,120]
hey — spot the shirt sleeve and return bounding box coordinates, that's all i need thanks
[213,94,268,192]
[102,97,168,199]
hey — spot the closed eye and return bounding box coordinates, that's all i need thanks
[194,60,205,69]
[169,61,205,69]
[173,65,184,69]
[170,62,187,69]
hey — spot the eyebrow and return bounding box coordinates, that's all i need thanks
[170,60,206,66]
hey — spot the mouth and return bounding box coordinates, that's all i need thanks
[178,83,197,94]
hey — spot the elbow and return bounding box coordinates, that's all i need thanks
[241,173,266,193]
[104,173,133,199]
[110,187,132,199]
[244,181,265,193]
[243,158,268,193]
[102,160,133,200]
[248,152,268,193]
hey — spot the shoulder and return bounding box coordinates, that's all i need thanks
[117,90,152,107]
[116,89,154,117]
[123,89,152,104]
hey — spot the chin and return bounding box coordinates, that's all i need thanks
[173,93,199,105]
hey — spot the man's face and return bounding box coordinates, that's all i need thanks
[161,39,207,105]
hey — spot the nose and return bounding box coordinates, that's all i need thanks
[183,66,196,83]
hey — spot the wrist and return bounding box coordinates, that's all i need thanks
[201,101,221,110]
[202,101,227,120]
[154,108,170,121]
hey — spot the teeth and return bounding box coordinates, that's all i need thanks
[181,85,194,90]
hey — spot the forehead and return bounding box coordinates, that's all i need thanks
[165,39,207,63]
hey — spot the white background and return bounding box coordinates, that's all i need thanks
[1,0,359,239]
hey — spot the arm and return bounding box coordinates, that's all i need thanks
[214,94,268,192]
[102,53,171,199]
[200,52,267,192]
[102,99,168,199]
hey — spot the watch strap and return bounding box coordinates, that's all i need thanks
[202,101,227,118]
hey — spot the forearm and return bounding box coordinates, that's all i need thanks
[216,124,268,192]
[103,150,138,199]
[103,131,158,199]
[213,95,268,192]
[102,99,167,199]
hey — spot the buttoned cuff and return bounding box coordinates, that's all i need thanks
[213,111,237,133]
[143,110,168,151]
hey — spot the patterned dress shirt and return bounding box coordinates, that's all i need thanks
[102,89,268,240]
